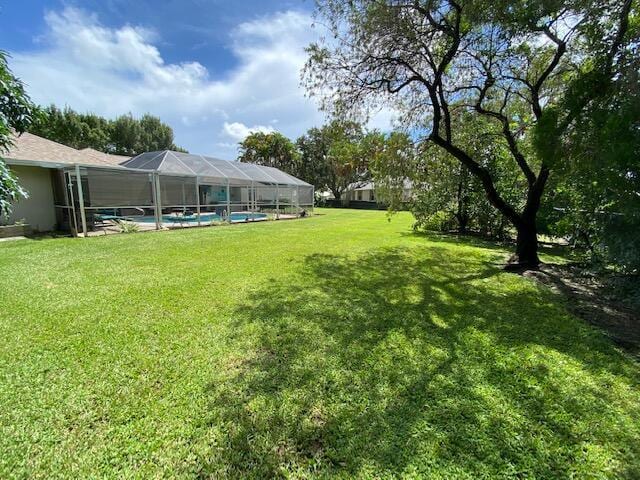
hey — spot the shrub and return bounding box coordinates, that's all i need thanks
[116,220,139,234]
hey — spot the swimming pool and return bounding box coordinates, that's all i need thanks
[120,212,268,224]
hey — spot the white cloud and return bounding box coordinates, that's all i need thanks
[10,7,335,157]
[222,121,275,142]
[10,7,395,158]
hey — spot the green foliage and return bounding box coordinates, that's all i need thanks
[29,105,111,151]
[238,131,299,174]
[0,50,39,218]
[305,0,635,266]
[374,115,522,238]
[235,122,377,201]
[109,113,141,155]
[115,220,139,234]
[543,50,640,271]
[112,113,185,155]
[137,114,175,153]
[295,126,333,190]
[367,130,414,209]
[0,51,40,153]
[30,106,187,156]
[1,209,639,477]
[413,209,455,232]
[532,107,561,167]
[409,154,515,238]
[296,120,370,200]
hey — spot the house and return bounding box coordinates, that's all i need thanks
[345,180,413,206]
[1,133,313,236]
[346,182,377,203]
[1,133,131,232]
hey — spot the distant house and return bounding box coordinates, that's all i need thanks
[346,182,377,203]
[317,189,335,201]
[346,180,414,206]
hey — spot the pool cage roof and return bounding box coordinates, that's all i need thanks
[121,150,311,186]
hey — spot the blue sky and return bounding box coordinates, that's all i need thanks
[1,0,391,158]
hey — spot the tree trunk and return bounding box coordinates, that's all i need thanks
[457,214,469,234]
[455,169,469,234]
[508,217,540,270]
[432,136,548,270]
[506,167,549,270]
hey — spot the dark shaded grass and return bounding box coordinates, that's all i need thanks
[195,246,640,479]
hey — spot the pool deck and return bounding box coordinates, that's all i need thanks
[86,213,301,236]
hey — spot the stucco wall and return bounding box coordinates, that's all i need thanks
[6,165,56,232]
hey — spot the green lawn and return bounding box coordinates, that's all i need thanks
[1,208,639,479]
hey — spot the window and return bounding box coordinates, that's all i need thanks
[357,190,363,201]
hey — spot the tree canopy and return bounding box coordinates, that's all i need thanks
[304,0,635,268]
[30,106,187,156]
[295,126,333,191]
[238,131,300,174]
[237,122,377,201]
[0,50,39,219]
[296,120,375,200]
[543,45,640,271]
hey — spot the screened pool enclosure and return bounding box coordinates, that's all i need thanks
[55,151,314,236]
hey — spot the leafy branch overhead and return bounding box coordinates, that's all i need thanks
[0,50,39,217]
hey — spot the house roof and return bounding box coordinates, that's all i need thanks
[79,148,130,166]
[2,134,311,187]
[348,179,413,191]
[350,181,375,191]
[121,150,312,186]
[1,133,126,168]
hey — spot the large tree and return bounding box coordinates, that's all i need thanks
[373,113,521,237]
[133,114,179,154]
[109,114,141,156]
[368,130,416,209]
[30,105,111,151]
[304,0,634,268]
[296,126,333,191]
[95,112,186,155]
[0,51,39,218]
[31,107,187,156]
[237,131,300,175]
[297,120,371,202]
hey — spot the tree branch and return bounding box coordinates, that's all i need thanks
[430,133,522,226]
[530,28,567,119]
[475,73,537,185]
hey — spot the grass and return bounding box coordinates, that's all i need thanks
[0,208,639,479]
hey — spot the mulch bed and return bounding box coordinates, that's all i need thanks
[525,264,640,357]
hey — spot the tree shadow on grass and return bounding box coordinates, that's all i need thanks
[400,230,511,252]
[193,245,640,479]
[403,230,573,260]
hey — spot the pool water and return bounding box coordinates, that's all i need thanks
[126,212,268,224]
